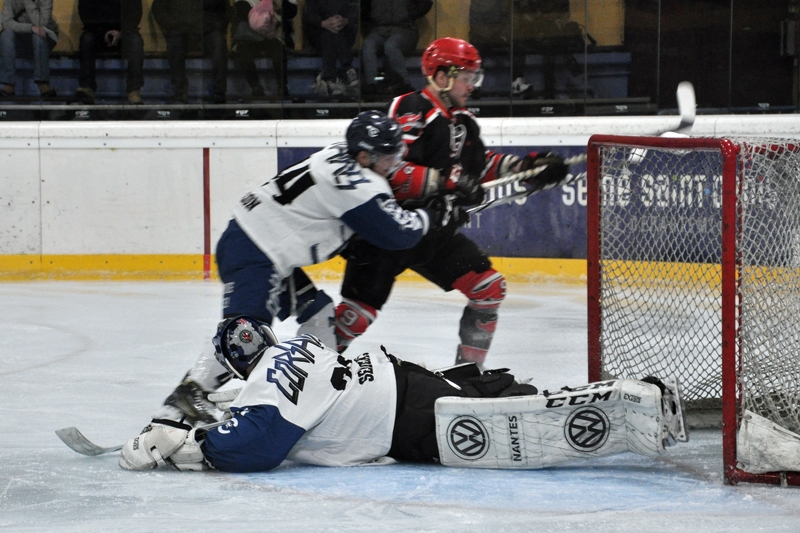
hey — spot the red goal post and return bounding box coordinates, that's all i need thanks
[586,134,800,486]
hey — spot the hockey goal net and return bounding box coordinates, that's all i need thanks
[587,135,800,486]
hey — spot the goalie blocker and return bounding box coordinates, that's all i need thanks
[435,377,687,469]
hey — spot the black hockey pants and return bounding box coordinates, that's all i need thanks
[385,352,537,463]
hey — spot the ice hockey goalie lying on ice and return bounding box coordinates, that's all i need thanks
[120,316,688,472]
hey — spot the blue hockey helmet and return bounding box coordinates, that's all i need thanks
[346,110,404,157]
[212,316,278,380]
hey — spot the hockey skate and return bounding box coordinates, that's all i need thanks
[162,379,220,426]
[642,376,688,446]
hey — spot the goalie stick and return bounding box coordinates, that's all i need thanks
[55,427,123,456]
[56,420,226,457]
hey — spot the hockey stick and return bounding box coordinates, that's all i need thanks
[673,81,696,134]
[466,82,695,215]
[56,420,227,457]
[645,81,696,136]
[628,81,696,164]
[480,153,588,191]
[466,153,587,215]
[56,427,123,456]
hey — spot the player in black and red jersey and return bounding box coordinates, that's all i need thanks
[335,37,572,368]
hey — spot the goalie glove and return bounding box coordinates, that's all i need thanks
[167,428,210,471]
[518,151,569,187]
[119,419,191,470]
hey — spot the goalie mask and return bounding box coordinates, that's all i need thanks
[213,316,278,380]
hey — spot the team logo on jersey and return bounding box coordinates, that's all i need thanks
[448,123,467,159]
[447,416,489,460]
[396,112,422,132]
[564,406,610,452]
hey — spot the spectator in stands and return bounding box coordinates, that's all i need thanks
[0,0,59,99]
[231,0,297,100]
[151,0,232,104]
[304,0,358,98]
[75,0,145,105]
[360,0,431,97]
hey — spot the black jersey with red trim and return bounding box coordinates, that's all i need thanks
[387,88,518,204]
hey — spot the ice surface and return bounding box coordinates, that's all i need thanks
[1,280,799,532]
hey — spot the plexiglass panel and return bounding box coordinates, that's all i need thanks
[0,0,796,120]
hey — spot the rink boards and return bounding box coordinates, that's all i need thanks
[1,115,799,281]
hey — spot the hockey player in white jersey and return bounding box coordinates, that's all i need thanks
[120,316,688,473]
[152,111,450,430]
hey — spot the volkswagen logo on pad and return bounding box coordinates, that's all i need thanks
[447,416,489,460]
[565,406,610,452]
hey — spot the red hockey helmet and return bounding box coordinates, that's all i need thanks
[421,37,482,80]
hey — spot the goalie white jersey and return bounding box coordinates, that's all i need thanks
[202,335,398,472]
[232,143,430,278]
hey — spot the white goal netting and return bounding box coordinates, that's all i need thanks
[591,137,800,443]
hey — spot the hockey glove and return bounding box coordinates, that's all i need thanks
[119,419,191,470]
[423,194,469,230]
[451,176,485,206]
[167,428,210,471]
[422,194,451,228]
[440,166,485,207]
[518,151,569,187]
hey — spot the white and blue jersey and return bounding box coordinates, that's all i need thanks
[202,335,398,472]
[231,142,431,278]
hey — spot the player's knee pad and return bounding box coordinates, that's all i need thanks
[295,290,336,349]
[334,298,378,353]
[434,379,681,469]
[453,269,506,310]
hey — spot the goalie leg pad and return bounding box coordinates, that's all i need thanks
[737,410,800,474]
[434,379,671,469]
[334,298,378,353]
[119,419,190,471]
